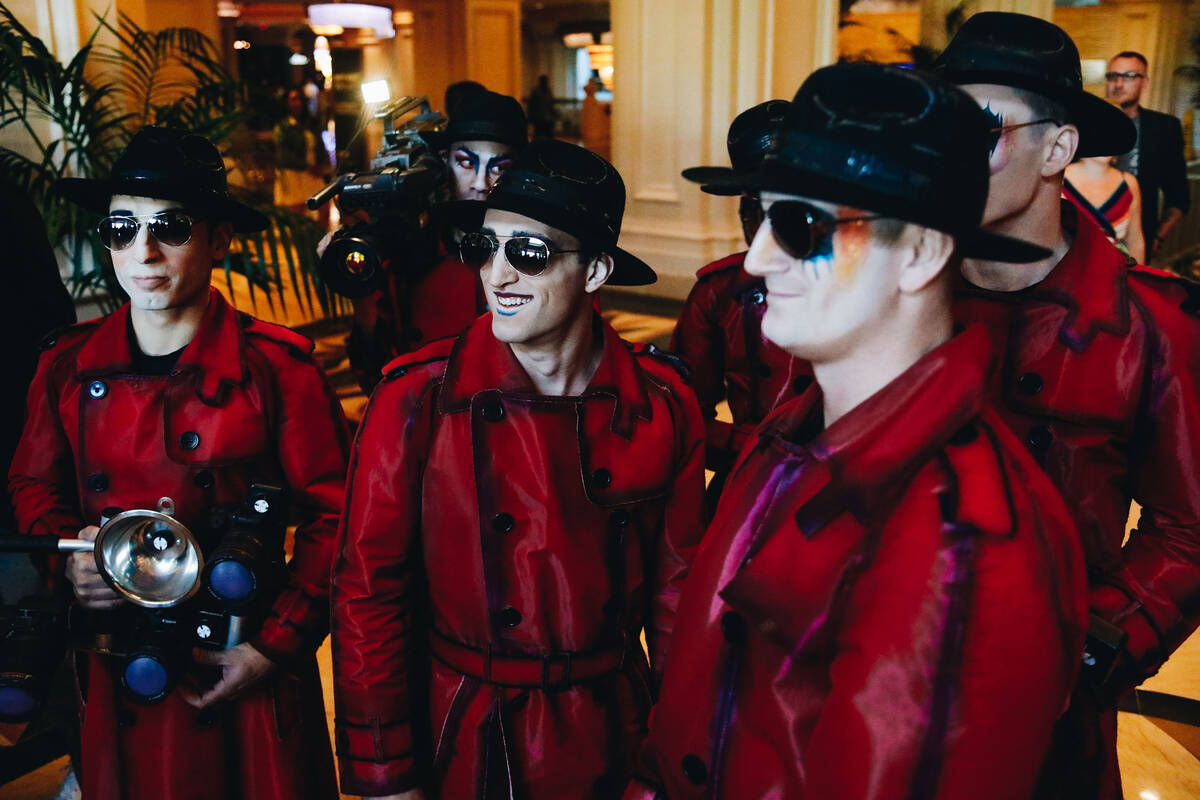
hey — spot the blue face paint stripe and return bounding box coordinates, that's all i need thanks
[981,102,1005,157]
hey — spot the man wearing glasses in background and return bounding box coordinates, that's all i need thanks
[1106,50,1191,260]
[625,62,1087,800]
[936,14,1200,799]
[330,139,706,799]
[9,126,349,799]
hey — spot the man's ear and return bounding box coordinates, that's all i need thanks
[208,221,235,259]
[897,225,954,294]
[1043,124,1080,176]
[584,253,615,293]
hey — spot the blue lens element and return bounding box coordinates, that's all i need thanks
[124,656,169,700]
[0,686,37,718]
[209,560,255,602]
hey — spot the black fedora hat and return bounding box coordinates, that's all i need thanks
[422,90,528,152]
[685,63,1050,264]
[457,139,655,286]
[933,12,1135,158]
[683,99,790,196]
[57,126,267,232]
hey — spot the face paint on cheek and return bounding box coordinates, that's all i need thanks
[831,221,871,285]
[980,102,1013,176]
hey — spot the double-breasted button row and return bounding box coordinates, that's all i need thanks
[193,470,214,489]
[492,512,515,533]
[87,473,108,492]
[1017,372,1044,395]
[480,399,505,422]
[592,468,612,489]
[499,607,522,628]
[179,431,201,450]
[681,754,708,784]
[748,289,766,306]
[1028,425,1053,453]
[88,380,107,399]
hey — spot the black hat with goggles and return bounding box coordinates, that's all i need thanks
[683,62,1052,264]
[456,139,656,285]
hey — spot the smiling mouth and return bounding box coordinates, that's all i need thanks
[494,293,532,315]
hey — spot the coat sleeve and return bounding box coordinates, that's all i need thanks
[1158,115,1190,218]
[643,376,707,683]
[798,460,1082,800]
[250,351,351,666]
[1090,281,1200,694]
[330,372,436,796]
[670,279,740,472]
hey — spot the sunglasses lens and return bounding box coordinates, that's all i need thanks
[146,212,194,247]
[503,238,551,276]
[767,202,826,260]
[99,217,139,251]
[459,232,497,268]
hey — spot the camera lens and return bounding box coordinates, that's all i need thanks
[208,559,256,604]
[319,232,386,298]
[0,684,38,720]
[123,653,172,703]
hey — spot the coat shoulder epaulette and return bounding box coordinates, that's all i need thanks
[1127,265,1200,319]
[626,341,692,384]
[379,336,456,385]
[39,318,101,353]
[240,314,316,358]
[695,251,747,280]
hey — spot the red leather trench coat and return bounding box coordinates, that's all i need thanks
[627,326,1088,800]
[9,288,350,800]
[672,252,811,474]
[954,204,1200,799]
[331,314,707,798]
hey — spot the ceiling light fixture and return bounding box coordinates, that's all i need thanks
[307,3,395,39]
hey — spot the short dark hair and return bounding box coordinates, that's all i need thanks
[871,217,908,246]
[1112,51,1148,68]
[1010,86,1071,127]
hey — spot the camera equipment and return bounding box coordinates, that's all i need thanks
[308,96,449,298]
[0,486,289,704]
[0,597,67,722]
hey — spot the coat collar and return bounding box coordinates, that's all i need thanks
[957,201,1131,351]
[439,313,652,437]
[754,324,994,534]
[75,287,247,402]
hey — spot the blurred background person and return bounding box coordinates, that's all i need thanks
[1065,155,1145,262]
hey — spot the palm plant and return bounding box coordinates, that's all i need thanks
[0,5,342,317]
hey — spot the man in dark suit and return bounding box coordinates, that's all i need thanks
[1107,50,1191,259]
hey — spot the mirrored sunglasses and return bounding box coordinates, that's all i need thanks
[97,211,197,251]
[765,201,880,260]
[459,231,584,276]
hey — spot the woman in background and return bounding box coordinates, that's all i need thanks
[1064,155,1145,263]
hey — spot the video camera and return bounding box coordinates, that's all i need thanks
[308,96,449,298]
[0,485,290,706]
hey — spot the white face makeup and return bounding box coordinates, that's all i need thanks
[479,209,599,348]
[447,139,516,201]
[744,192,896,363]
[107,195,227,314]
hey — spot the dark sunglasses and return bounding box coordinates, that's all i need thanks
[765,201,880,260]
[97,211,197,251]
[1105,71,1145,82]
[459,231,584,276]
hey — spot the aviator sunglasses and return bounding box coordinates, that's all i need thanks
[97,210,198,251]
[459,231,584,276]
[765,201,880,260]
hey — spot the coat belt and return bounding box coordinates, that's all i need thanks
[430,629,627,690]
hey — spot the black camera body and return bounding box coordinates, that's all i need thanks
[0,596,68,722]
[78,485,289,704]
[309,97,450,298]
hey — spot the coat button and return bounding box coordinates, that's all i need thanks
[949,424,978,446]
[480,399,505,422]
[88,380,107,399]
[193,470,215,489]
[1028,425,1053,452]
[592,468,612,489]
[756,363,771,378]
[721,610,747,644]
[792,375,812,394]
[1017,372,1044,395]
[179,431,201,450]
[749,289,766,306]
[681,754,708,784]
[609,508,630,528]
[492,512,515,533]
[87,473,108,492]
[499,607,522,628]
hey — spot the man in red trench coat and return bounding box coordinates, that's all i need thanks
[933,15,1200,797]
[626,63,1088,800]
[330,139,706,799]
[672,101,812,494]
[8,127,349,800]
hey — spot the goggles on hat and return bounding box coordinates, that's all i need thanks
[459,231,584,276]
[765,201,880,260]
[98,211,197,251]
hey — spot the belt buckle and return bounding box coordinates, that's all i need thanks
[541,650,572,691]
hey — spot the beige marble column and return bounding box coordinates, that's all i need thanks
[609,0,837,300]
[407,0,522,107]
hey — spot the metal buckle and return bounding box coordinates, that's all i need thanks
[541,650,572,690]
